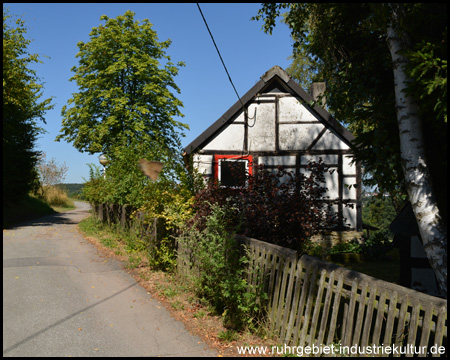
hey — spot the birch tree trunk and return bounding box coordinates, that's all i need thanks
[387,5,447,298]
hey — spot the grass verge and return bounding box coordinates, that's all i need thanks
[77,215,281,357]
[3,194,56,228]
[3,186,77,229]
[51,199,76,213]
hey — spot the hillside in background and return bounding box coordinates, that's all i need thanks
[58,183,84,199]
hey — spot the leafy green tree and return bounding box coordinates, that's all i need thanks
[285,48,319,92]
[56,10,188,165]
[3,7,54,204]
[362,196,396,240]
[254,3,447,297]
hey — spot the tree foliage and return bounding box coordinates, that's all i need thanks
[59,10,191,211]
[363,197,396,232]
[56,10,188,163]
[36,152,69,187]
[254,3,447,296]
[34,152,69,199]
[253,3,447,216]
[3,7,54,204]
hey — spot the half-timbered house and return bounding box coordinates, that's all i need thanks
[184,66,362,238]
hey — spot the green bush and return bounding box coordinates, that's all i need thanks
[178,203,267,330]
[328,240,363,254]
[362,230,394,259]
[82,159,196,272]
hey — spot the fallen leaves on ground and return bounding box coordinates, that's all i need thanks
[81,227,278,357]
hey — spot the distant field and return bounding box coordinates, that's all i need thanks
[58,183,84,198]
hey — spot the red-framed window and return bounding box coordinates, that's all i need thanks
[214,155,253,187]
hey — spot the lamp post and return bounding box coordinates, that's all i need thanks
[98,154,110,179]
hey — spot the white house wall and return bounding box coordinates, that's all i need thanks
[248,102,276,151]
[190,88,360,231]
[300,154,339,165]
[258,155,296,167]
[203,123,245,151]
[343,155,356,175]
[279,123,325,151]
[343,178,357,199]
[193,154,213,176]
[278,97,317,122]
[343,205,357,228]
[312,129,350,150]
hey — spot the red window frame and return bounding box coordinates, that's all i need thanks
[214,155,253,185]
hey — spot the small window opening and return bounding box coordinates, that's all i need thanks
[215,155,252,188]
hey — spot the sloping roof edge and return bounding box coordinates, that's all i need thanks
[184,66,355,155]
[389,202,420,236]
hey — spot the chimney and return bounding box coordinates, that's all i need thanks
[310,82,326,108]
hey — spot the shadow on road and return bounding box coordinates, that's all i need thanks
[3,283,137,356]
[5,203,92,229]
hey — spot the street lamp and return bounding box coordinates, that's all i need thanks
[98,154,110,179]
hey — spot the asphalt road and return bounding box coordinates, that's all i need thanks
[3,201,216,357]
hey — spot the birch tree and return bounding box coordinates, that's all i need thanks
[386,4,447,296]
[254,3,447,297]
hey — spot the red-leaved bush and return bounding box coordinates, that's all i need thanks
[191,160,351,252]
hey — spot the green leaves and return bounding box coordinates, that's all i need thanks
[57,10,192,213]
[255,3,447,208]
[57,10,187,159]
[406,40,447,123]
[3,7,54,203]
[179,204,267,330]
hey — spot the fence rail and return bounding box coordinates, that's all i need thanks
[235,235,447,356]
[92,203,447,356]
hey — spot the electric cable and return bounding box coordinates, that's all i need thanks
[197,3,257,158]
[196,3,246,112]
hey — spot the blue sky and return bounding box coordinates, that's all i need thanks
[4,3,295,183]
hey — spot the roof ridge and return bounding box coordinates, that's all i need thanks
[184,66,355,155]
[260,65,291,83]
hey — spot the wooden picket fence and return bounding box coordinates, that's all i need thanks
[92,204,447,356]
[237,235,447,356]
[179,234,447,356]
[91,202,162,238]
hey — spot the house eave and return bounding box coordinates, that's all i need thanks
[184,66,355,156]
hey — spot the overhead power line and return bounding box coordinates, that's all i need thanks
[196,3,245,111]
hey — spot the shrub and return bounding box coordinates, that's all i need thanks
[82,150,200,272]
[43,185,69,206]
[328,240,363,254]
[82,164,107,205]
[179,203,267,330]
[192,160,349,253]
[362,230,394,259]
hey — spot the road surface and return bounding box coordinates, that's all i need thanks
[3,201,216,357]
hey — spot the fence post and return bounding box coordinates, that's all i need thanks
[177,235,447,355]
[120,205,127,228]
[98,203,104,222]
